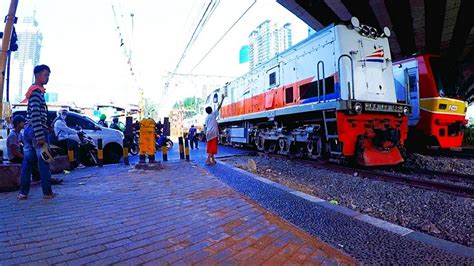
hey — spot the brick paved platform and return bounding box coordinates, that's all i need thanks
[0,162,354,265]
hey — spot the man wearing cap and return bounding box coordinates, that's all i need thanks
[18,64,55,200]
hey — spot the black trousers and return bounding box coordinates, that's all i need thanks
[190,137,198,149]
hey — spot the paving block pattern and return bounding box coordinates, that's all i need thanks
[0,162,354,265]
[0,164,21,191]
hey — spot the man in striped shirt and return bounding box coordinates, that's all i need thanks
[18,65,55,200]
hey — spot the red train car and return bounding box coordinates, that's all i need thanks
[393,54,468,148]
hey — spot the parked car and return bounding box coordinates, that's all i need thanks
[12,110,124,164]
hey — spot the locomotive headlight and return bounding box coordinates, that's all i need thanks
[351,17,360,28]
[353,102,363,114]
[403,106,409,116]
[383,27,391,37]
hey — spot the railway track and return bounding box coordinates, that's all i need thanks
[425,146,474,159]
[254,152,474,198]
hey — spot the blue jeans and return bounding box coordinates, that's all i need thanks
[20,126,52,196]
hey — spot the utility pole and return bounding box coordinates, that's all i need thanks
[111,4,144,120]
[0,0,18,120]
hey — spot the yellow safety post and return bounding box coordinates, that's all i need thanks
[123,144,129,166]
[178,137,184,159]
[67,139,75,169]
[97,139,103,167]
[162,146,168,161]
[139,118,156,163]
[184,138,190,161]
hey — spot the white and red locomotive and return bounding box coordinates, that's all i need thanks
[207,18,409,166]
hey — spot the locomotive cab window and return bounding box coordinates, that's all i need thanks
[285,87,293,103]
[269,72,276,86]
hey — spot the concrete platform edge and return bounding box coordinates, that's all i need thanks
[216,160,474,259]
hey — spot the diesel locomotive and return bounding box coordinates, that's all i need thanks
[206,18,409,166]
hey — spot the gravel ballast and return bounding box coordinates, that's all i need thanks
[221,154,473,247]
[405,153,474,176]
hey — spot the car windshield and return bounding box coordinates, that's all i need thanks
[429,57,463,98]
[83,115,99,126]
[66,114,97,130]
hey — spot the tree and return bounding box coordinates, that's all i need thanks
[144,99,158,120]
[172,97,204,119]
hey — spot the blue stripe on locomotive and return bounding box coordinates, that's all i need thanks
[301,83,341,104]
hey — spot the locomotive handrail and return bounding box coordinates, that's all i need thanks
[317,61,326,102]
[404,68,410,105]
[337,54,355,100]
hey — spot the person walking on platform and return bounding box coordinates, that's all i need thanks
[189,124,198,150]
[205,95,225,165]
[18,65,55,200]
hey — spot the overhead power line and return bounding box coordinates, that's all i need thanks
[171,0,216,75]
[161,0,221,111]
[190,0,257,73]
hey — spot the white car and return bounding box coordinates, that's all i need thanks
[9,111,124,164]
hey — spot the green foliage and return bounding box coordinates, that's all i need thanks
[171,97,204,119]
[464,125,474,146]
[145,99,158,120]
[173,97,203,112]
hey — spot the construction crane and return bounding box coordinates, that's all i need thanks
[0,0,19,121]
[111,4,144,119]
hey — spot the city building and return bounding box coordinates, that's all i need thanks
[9,15,42,103]
[248,20,293,70]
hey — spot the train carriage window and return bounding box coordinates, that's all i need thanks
[300,81,318,99]
[285,87,293,103]
[269,72,276,86]
[316,77,335,95]
[300,76,335,100]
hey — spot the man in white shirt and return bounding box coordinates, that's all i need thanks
[205,95,225,165]
[52,109,81,167]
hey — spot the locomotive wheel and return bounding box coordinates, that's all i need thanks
[307,141,314,154]
[255,135,264,151]
[278,138,287,152]
[268,142,277,153]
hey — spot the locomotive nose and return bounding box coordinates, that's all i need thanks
[373,128,400,150]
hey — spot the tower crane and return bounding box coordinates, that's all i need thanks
[0,0,18,121]
[111,4,144,119]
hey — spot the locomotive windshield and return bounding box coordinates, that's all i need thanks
[429,57,463,98]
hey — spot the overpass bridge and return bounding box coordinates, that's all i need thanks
[278,0,474,101]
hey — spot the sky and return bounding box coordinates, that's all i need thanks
[3,0,310,115]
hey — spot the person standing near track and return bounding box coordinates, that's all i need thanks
[18,65,55,200]
[204,95,225,165]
